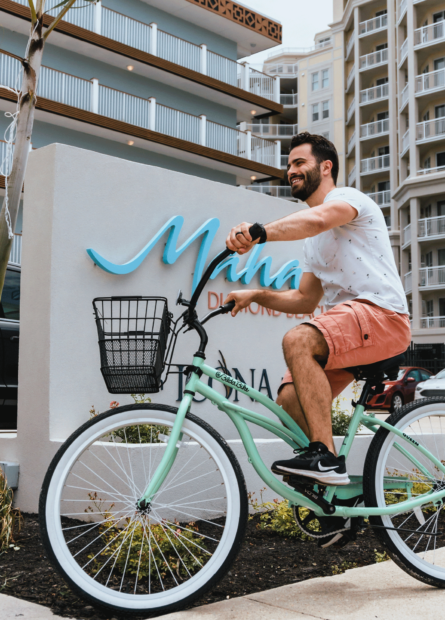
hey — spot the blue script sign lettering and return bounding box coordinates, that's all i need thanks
[87,216,302,292]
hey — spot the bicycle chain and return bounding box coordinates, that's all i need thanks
[292,506,351,539]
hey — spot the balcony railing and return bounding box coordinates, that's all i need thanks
[361,154,390,173]
[415,69,445,95]
[360,118,389,139]
[266,41,332,60]
[401,129,410,155]
[419,266,445,288]
[347,98,355,123]
[400,83,409,111]
[241,185,293,199]
[360,83,389,104]
[403,223,411,246]
[263,63,298,77]
[280,154,288,168]
[418,164,445,175]
[347,131,356,154]
[346,65,355,91]
[346,35,354,59]
[359,14,388,36]
[399,0,407,21]
[414,20,445,47]
[348,165,356,185]
[360,48,388,70]
[13,0,277,100]
[420,316,445,329]
[0,52,277,167]
[416,118,445,142]
[418,216,445,239]
[366,190,391,207]
[280,93,298,106]
[399,38,408,64]
[246,123,298,138]
[404,271,412,293]
[9,234,21,265]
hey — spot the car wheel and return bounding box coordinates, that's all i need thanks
[390,393,404,412]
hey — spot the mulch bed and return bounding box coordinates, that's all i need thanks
[0,513,386,619]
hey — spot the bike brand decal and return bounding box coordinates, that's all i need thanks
[403,432,419,447]
[87,216,302,293]
[216,372,250,393]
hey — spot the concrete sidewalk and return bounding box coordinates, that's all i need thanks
[0,593,75,619]
[162,557,445,620]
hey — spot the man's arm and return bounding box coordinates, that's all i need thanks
[227,200,358,254]
[224,272,323,317]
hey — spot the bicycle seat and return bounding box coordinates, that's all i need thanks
[346,353,405,382]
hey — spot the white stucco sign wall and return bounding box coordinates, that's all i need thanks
[1,143,330,511]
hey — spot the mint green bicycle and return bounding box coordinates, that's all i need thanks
[39,227,445,616]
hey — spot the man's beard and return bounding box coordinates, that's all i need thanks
[290,164,322,201]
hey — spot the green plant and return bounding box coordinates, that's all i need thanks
[248,490,316,540]
[86,493,207,579]
[0,468,22,553]
[374,549,390,563]
[331,395,362,436]
[89,395,170,444]
[331,561,357,575]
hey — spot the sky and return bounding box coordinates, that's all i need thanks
[240,0,334,65]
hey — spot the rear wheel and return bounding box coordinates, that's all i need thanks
[364,398,445,587]
[39,404,248,615]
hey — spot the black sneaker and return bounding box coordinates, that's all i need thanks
[271,442,350,486]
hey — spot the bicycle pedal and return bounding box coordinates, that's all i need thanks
[285,475,335,515]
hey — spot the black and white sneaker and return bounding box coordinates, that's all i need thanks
[271,442,350,486]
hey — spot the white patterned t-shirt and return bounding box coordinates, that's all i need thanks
[303,187,408,314]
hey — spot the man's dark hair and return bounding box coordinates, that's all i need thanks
[289,132,339,185]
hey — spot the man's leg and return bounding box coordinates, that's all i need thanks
[276,383,310,438]
[282,324,334,453]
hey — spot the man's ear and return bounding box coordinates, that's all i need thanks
[322,159,333,177]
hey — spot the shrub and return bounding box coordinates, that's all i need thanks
[0,468,22,553]
[331,387,363,436]
[248,490,318,540]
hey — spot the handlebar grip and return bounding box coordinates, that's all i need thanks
[220,300,235,314]
[249,222,266,242]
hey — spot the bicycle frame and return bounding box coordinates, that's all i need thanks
[139,356,445,519]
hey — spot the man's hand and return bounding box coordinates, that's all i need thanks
[224,290,258,316]
[226,222,259,255]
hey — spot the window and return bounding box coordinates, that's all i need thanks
[434,57,445,71]
[437,152,445,167]
[312,103,319,121]
[439,249,445,266]
[377,111,389,120]
[424,156,431,169]
[312,72,319,91]
[438,200,445,217]
[322,69,329,88]
[0,269,20,321]
[426,300,434,317]
[376,9,387,16]
[322,100,329,119]
[321,131,330,139]
[423,251,433,267]
[407,369,421,381]
[420,370,432,381]
[423,110,430,122]
[376,77,388,85]
[440,298,445,316]
[421,204,432,218]
[408,252,412,270]
[376,43,388,51]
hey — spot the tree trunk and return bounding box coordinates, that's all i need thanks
[0,15,44,294]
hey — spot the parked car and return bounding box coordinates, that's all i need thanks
[0,264,20,431]
[366,366,433,412]
[415,368,445,400]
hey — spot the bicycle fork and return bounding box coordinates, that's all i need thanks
[137,359,203,511]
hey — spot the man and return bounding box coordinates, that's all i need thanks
[225,131,410,493]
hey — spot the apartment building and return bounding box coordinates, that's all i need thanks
[0,0,285,253]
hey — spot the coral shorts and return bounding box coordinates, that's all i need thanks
[279,299,411,400]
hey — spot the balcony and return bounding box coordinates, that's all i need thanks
[348,165,357,185]
[0,52,279,175]
[414,20,445,49]
[347,131,356,155]
[419,266,445,289]
[347,98,356,124]
[399,84,409,112]
[401,129,410,156]
[360,83,389,105]
[263,63,298,77]
[360,118,389,140]
[241,185,293,199]
[403,223,411,246]
[361,154,390,174]
[420,316,445,329]
[415,69,445,96]
[346,65,355,92]
[359,14,388,36]
[366,190,391,207]
[266,41,332,60]
[416,118,445,144]
[398,0,407,22]
[399,38,408,66]
[9,0,280,112]
[346,35,354,60]
[280,154,288,168]
[404,271,412,293]
[280,93,298,106]
[418,216,445,240]
[418,164,445,175]
[359,49,388,71]
[246,123,298,139]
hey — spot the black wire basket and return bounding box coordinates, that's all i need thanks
[92,297,171,394]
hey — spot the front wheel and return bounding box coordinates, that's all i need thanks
[39,404,248,616]
[364,397,445,587]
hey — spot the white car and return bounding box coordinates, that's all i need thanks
[415,368,445,399]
